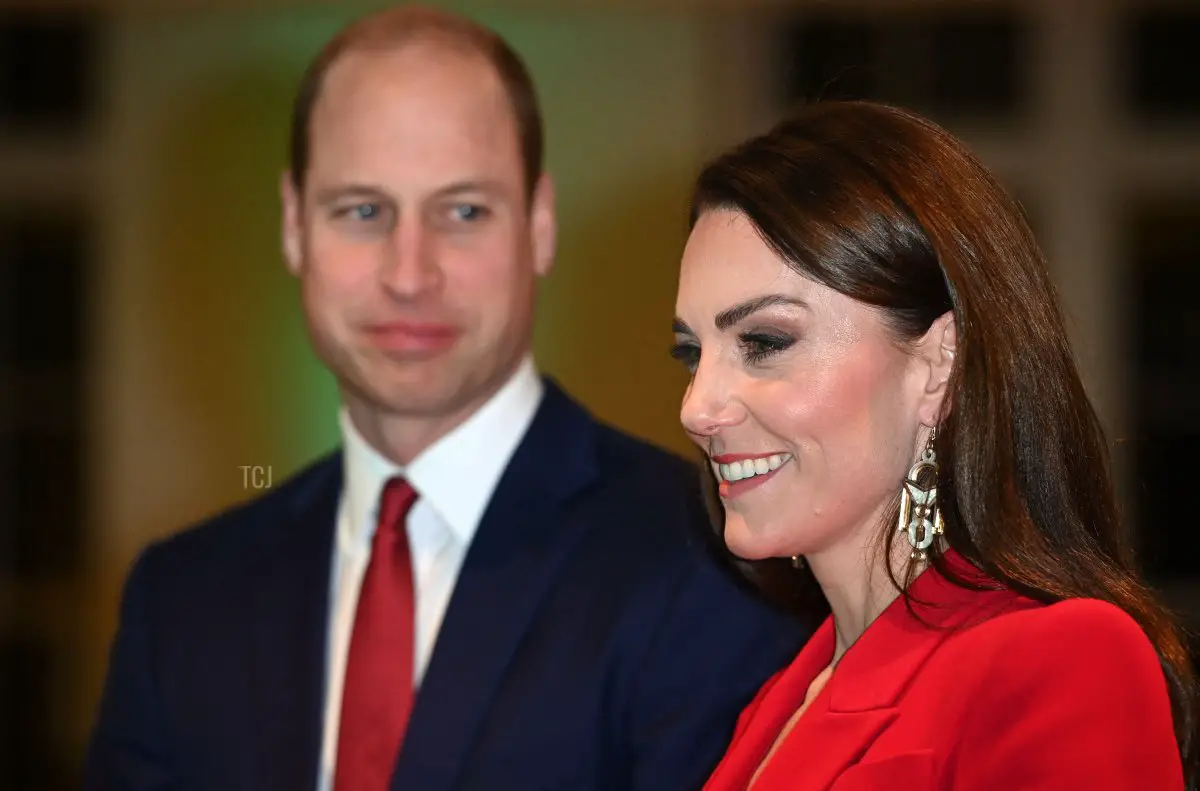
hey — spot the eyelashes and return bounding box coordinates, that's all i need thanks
[669,331,796,373]
[669,341,700,372]
[740,331,795,363]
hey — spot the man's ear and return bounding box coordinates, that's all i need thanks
[529,172,557,278]
[280,170,304,276]
[917,311,957,425]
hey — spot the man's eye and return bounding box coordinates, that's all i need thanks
[352,203,381,221]
[334,203,383,222]
[451,204,487,222]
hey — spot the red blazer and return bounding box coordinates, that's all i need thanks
[704,551,1184,791]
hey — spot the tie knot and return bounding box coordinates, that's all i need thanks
[377,477,418,535]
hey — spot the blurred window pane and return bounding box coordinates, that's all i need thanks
[779,17,880,106]
[776,10,1027,122]
[0,205,89,371]
[1127,196,1200,577]
[0,10,99,134]
[1125,8,1200,121]
[1,427,83,578]
[928,13,1027,118]
[0,635,66,787]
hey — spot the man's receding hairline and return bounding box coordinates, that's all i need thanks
[290,5,544,199]
[317,6,510,86]
[314,42,508,124]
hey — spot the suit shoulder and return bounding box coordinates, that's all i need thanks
[935,597,1185,790]
[952,595,1165,689]
[591,419,698,480]
[973,596,1154,651]
[588,420,706,526]
[586,422,711,546]
[136,452,340,571]
[538,380,698,490]
[553,410,758,585]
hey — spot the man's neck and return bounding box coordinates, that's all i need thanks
[344,400,479,467]
[340,357,533,467]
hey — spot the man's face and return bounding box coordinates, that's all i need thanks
[282,39,555,427]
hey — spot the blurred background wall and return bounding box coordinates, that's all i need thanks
[1,0,1198,788]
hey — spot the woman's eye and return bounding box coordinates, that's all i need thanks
[740,332,795,364]
[669,342,700,373]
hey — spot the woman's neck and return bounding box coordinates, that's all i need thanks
[809,541,922,666]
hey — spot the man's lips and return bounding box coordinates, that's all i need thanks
[362,321,462,352]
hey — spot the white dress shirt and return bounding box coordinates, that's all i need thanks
[317,355,544,791]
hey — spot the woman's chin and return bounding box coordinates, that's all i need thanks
[723,519,787,562]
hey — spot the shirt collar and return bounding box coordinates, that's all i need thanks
[339,354,544,550]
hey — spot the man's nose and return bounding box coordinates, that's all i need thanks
[380,220,443,298]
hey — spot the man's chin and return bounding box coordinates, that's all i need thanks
[338,351,517,422]
[358,384,464,418]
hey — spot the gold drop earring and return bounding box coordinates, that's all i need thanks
[898,427,943,561]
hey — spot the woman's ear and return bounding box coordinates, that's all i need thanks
[917,311,957,425]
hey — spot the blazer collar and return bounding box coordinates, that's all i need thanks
[249,455,343,791]
[337,354,544,552]
[711,551,1031,791]
[246,378,598,791]
[828,550,1022,713]
[390,378,602,791]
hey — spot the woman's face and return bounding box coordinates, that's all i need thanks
[674,209,935,562]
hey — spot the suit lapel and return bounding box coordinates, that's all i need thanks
[707,619,839,788]
[826,551,1022,715]
[720,552,1022,791]
[249,457,341,791]
[391,382,599,791]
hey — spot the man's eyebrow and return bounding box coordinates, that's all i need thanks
[431,179,507,198]
[312,184,389,205]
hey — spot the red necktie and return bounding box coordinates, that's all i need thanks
[334,477,418,791]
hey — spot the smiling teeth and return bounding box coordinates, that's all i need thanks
[718,454,791,482]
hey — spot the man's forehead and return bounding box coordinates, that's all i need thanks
[310,47,515,153]
[320,39,505,110]
[301,36,529,197]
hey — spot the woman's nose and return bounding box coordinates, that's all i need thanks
[680,360,744,439]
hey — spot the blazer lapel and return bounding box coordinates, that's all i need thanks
[391,381,599,791]
[724,552,1019,791]
[707,619,838,788]
[826,551,1021,715]
[248,457,341,791]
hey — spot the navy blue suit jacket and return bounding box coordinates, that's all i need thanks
[84,381,808,791]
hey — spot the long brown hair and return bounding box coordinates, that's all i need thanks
[688,100,1197,781]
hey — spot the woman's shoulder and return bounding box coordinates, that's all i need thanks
[923,596,1185,790]
[951,593,1165,687]
[975,594,1152,646]
[927,554,1160,665]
